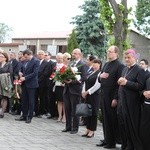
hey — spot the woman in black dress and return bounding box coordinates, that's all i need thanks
[81,59,102,138]
[0,52,13,118]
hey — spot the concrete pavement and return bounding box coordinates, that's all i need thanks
[0,113,120,150]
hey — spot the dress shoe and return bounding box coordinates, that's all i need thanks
[15,116,26,121]
[81,133,88,137]
[104,144,116,149]
[70,130,78,134]
[96,141,107,147]
[86,133,94,138]
[0,114,4,118]
[62,129,71,132]
[26,118,32,123]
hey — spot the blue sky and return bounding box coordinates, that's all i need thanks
[0,0,136,37]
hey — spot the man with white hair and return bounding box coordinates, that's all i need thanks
[35,50,49,117]
[62,48,87,134]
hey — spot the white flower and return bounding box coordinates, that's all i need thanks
[71,67,78,73]
[75,75,81,81]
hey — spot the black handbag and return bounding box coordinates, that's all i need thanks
[75,103,92,117]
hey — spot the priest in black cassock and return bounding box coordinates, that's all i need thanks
[96,45,124,148]
[117,49,146,150]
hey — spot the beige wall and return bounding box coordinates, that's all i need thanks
[0,46,19,54]
[128,31,150,64]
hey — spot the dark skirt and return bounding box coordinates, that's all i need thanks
[55,86,64,102]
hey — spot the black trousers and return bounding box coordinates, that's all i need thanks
[63,90,80,131]
[86,115,97,131]
[22,85,36,119]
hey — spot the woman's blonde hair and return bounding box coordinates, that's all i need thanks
[63,52,71,59]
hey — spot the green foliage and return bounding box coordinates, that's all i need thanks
[71,0,107,59]
[134,0,150,36]
[66,30,79,54]
[0,23,12,43]
[99,0,132,59]
[99,0,114,34]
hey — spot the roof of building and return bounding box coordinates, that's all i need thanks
[130,29,150,40]
[0,43,23,47]
[12,31,71,39]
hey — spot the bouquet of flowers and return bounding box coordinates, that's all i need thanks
[51,65,81,82]
[13,77,22,99]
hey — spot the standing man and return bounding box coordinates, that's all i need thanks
[15,49,40,123]
[62,48,87,134]
[96,45,124,148]
[117,49,145,150]
[9,51,19,80]
[44,51,56,118]
[139,59,149,79]
[35,50,49,117]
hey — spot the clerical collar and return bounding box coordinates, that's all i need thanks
[128,63,136,68]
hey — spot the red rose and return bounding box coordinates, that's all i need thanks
[13,79,22,85]
[60,66,66,74]
[50,72,55,80]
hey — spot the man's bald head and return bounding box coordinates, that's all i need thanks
[72,48,82,60]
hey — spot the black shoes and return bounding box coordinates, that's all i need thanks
[96,141,107,147]
[15,116,26,121]
[70,130,78,134]
[62,129,78,134]
[0,114,4,118]
[104,144,116,149]
[62,129,71,132]
[86,133,94,138]
[26,118,32,123]
[81,133,88,137]
[15,116,32,123]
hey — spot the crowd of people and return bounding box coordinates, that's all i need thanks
[0,46,149,150]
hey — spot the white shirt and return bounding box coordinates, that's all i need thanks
[82,72,101,95]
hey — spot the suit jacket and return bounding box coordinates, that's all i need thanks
[10,59,19,79]
[46,60,56,87]
[38,60,49,87]
[21,57,40,88]
[64,60,87,96]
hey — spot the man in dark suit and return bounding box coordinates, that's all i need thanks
[15,49,40,123]
[9,51,19,80]
[44,51,57,118]
[35,50,49,117]
[139,59,149,80]
[62,48,87,134]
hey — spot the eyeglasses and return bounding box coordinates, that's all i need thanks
[107,51,116,53]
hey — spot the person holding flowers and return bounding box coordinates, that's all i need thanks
[62,48,87,134]
[54,53,66,122]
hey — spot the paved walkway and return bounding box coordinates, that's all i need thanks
[0,113,120,150]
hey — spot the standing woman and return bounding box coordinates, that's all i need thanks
[54,53,65,122]
[0,52,13,118]
[81,59,102,137]
[62,52,71,123]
